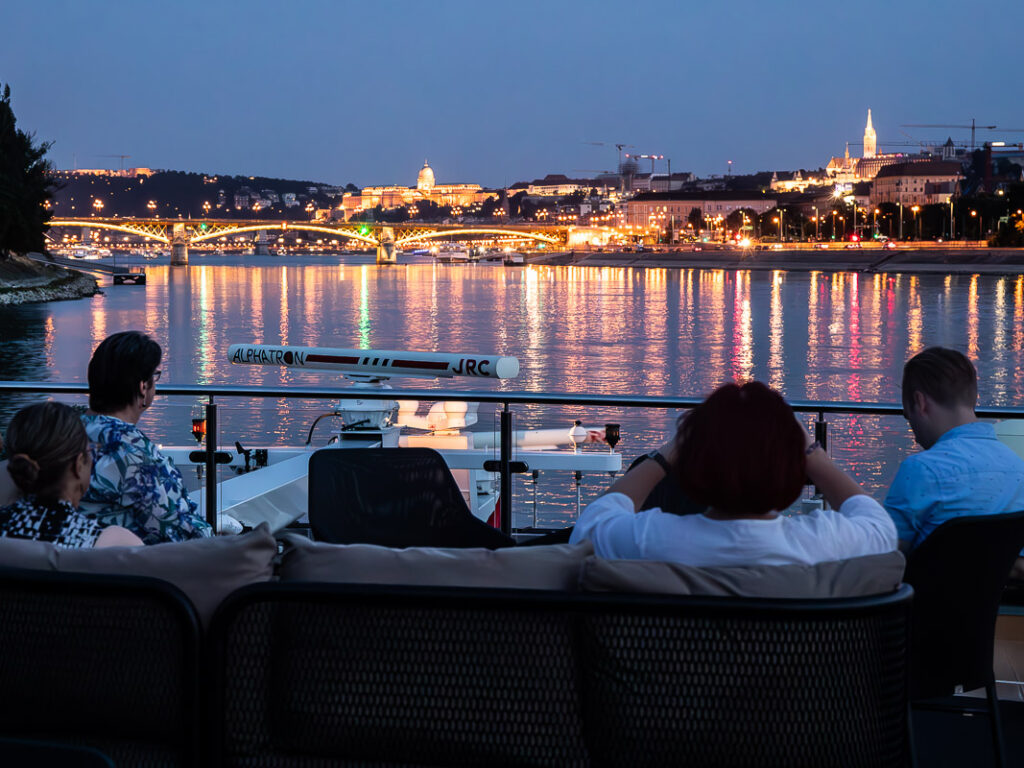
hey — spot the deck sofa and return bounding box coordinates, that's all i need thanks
[0,528,910,767]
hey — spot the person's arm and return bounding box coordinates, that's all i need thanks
[95,525,144,548]
[804,444,870,511]
[1011,557,1024,581]
[883,458,931,553]
[799,425,897,555]
[598,439,677,511]
[120,443,213,542]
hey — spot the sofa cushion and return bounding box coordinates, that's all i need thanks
[279,534,593,591]
[0,524,277,626]
[580,550,906,598]
[0,535,58,569]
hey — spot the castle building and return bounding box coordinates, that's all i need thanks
[340,161,495,219]
[825,110,926,184]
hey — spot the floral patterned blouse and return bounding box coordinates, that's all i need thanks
[0,495,103,549]
[79,412,213,545]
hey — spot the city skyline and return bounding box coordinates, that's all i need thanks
[2,0,1022,187]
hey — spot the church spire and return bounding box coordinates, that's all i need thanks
[863,108,877,159]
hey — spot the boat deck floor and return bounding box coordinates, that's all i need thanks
[913,699,1024,766]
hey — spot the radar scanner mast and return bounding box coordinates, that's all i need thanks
[227,344,520,439]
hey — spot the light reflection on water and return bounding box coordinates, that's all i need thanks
[2,254,1024,527]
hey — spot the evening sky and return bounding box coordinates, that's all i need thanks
[2,0,1021,187]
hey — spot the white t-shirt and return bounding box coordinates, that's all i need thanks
[569,492,898,567]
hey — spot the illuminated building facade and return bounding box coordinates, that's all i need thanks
[54,168,155,178]
[870,161,962,206]
[341,161,496,219]
[622,192,779,228]
[769,170,829,193]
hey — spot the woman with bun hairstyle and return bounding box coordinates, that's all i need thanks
[0,402,141,548]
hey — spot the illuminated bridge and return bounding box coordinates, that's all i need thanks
[47,218,589,265]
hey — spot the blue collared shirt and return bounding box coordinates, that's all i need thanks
[884,422,1024,551]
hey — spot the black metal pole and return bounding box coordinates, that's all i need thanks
[205,398,217,531]
[814,410,828,453]
[499,404,512,536]
[814,410,828,507]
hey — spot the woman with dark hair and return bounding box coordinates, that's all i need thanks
[570,381,897,566]
[1,402,141,548]
[79,331,212,545]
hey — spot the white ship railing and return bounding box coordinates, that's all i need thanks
[3,381,1024,535]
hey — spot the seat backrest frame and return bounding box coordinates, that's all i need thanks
[308,447,513,548]
[211,581,913,768]
[902,509,1024,698]
[0,566,203,767]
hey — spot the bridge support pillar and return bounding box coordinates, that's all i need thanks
[170,241,189,265]
[255,229,270,256]
[376,226,396,265]
[170,223,188,265]
[376,241,397,265]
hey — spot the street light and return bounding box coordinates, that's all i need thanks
[970,209,983,241]
[911,205,920,240]
[811,205,819,239]
[873,208,880,237]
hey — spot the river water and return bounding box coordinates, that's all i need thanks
[2,253,1023,527]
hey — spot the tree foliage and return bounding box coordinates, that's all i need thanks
[687,207,703,231]
[0,82,55,259]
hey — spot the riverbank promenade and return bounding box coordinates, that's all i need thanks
[533,244,1024,275]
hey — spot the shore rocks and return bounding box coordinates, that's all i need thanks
[0,254,99,306]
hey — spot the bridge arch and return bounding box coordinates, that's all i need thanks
[189,223,378,246]
[395,228,560,246]
[48,219,171,244]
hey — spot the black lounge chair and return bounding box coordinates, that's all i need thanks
[0,568,202,767]
[308,447,515,549]
[0,737,114,767]
[902,509,1024,768]
[210,582,913,767]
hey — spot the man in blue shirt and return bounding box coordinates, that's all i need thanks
[885,347,1024,567]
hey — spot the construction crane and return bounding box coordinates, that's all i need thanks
[625,153,665,175]
[848,140,969,150]
[583,141,634,171]
[97,154,131,171]
[898,121,1024,150]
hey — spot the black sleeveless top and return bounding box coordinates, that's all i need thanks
[0,495,103,549]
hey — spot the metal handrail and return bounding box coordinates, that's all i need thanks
[4,380,1024,534]
[3,380,1024,418]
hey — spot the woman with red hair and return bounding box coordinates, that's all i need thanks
[570,382,897,566]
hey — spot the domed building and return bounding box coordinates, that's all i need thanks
[341,160,495,220]
[416,160,435,192]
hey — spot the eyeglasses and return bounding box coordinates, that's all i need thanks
[152,369,162,382]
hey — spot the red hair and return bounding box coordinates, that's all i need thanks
[674,382,805,516]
